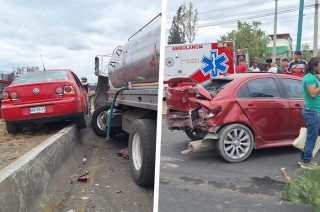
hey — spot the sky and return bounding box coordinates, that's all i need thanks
[165,0,319,50]
[0,0,162,83]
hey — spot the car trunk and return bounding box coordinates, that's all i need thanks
[166,77,234,131]
[5,81,74,105]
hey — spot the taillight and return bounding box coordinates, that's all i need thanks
[64,86,75,95]
[2,91,19,102]
[2,92,10,101]
[55,86,64,96]
[55,86,75,98]
[10,91,18,99]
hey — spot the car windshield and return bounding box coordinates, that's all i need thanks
[201,78,234,96]
[12,70,69,85]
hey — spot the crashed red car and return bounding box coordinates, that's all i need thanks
[1,69,90,134]
[0,79,11,118]
[166,73,304,162]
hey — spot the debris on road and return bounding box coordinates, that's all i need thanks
[282,166,320,211]
[77,176,90,183]
[117,147,129,159]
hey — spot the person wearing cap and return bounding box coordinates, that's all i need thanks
[288,51,307,78]
[81,77,90,93]
[236,56,247,73]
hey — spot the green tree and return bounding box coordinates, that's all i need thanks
[218,21,271,64]
[301,43,312,62]
[168,6,186,44]
[180,2,198,43]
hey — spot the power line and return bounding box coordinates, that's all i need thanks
[166,4,314,30]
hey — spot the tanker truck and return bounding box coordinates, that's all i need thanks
[91,13,161,186]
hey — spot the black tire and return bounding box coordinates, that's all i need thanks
[217,124,254,163]
[6,122,20,135]
[91,105,108,136]
[185,128,207,141]
[91,105,118,137]
[129,119,156,186]
[76,111,87,129]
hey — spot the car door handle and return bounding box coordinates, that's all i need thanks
[291,104,302,109]
[247,104,257,110]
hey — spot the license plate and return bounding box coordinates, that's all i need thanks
[30,106,46,114]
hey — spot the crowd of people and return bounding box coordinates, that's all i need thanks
[236,50,308,78]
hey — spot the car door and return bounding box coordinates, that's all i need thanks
[236,77,290,141]
[280,78,304,138]
[72,73,88,113]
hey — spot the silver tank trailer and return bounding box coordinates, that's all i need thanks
[107,14,161,88]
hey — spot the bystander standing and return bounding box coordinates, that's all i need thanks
[288,51,307,78]
[81,76,90,94]
[249,62,260,72]
[299,57,320,169]
[236,56,247,73]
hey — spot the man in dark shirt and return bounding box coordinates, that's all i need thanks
[81,77,90,93]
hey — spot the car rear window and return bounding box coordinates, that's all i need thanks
[201,78,234,96]
[12,70,69,85]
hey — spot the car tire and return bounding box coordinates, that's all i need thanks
[129,119,155,186]
[185,128,207,141]
[217,124,254,163]
[6,122,20,135]
[76,111,87,129]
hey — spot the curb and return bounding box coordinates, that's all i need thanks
[0,116,94,211]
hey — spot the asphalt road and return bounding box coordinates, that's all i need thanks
[158,119,316,212]
[58,133,154,212]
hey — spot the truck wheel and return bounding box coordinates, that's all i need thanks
[6,122,21,135]
[91,105,118,137]
[129,119,155,186]
[216,124,254,163]
[185,128,207,141]
[91,105,108,136]
[76,111,87,129]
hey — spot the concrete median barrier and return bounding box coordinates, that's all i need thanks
[0,115,95,211]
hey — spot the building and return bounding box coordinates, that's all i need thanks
[267,33,292,64]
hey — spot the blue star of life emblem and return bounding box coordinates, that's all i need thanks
[201,50,229,77]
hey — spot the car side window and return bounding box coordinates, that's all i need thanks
[72,73,82,88]
[282,78,303,99]
[238,78,281,98]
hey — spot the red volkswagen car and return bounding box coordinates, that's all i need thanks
[166,73,304,162]
[1,69,89,134]
[0,79,11,118]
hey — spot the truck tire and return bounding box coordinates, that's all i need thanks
[129,119,155,186]
[6,122,21,135]
[91,105,118,137]
[91,105,108,136]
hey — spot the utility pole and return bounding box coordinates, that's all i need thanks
[272,0,278,63]
[296,0,304,51]
[313,0,319,56]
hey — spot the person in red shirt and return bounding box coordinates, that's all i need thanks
[282,58,290,75]
[236,56,247,73]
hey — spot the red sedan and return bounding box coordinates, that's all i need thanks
[0,79,11,118]
[166,73,304,162]
[1,69,89,134]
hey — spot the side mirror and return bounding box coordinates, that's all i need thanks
[94,56,100,76]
